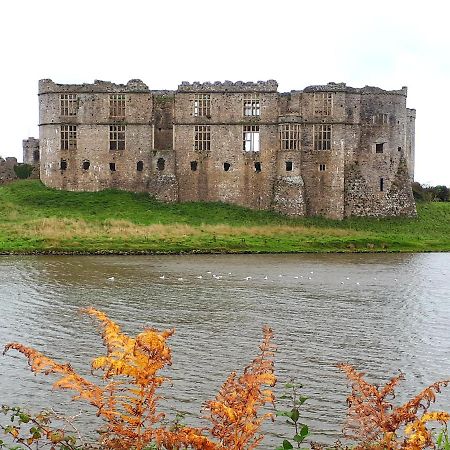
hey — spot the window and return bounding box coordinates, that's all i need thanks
[110,162,116,172]
[376,143,384,153]
[60,94,78,116]
[285,161,293,171]
[319,163,326,172]
[157,158,165,171]
[243,125,260,152]
[190,161,198,171]
[110,94,126,118]
[314,125,332,150]
[110,125,125,151]
[60,159,67,171]
[373,113,389,125]
[380,177,384,192]
[280,124,300,150]
[82,160,90,170]
[398,146,402,152]
[223,162,231,172]
[194,125,211,151]
[136,161,144,171]
[243,93,260,117]
[314,92,333,116]
[193,94,211,117]
[33,150,40,162]
[61,125,77,150]
[254,162,261,172]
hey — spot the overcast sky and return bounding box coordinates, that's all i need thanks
[1,0,448,186]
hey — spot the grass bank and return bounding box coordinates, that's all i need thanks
[0,180,449,254]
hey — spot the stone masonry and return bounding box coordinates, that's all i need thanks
[36,79,417,219]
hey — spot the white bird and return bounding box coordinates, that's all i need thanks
[294,276,299,279]
[341,281,344,284]
[310,271,314,274]
[177,277,184,281]
[245,276,252,280]
[206,271,212,274]
[278,274,283,277]
[159,275,165,280]
[107,276,115,281]
[346,277,350,280]
[228,272,232,275]
[263,276,268,280]
[196,275,203,279]
[356,282,360,285]
[308,277,312,280]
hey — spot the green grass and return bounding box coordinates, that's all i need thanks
[0,179,449,254]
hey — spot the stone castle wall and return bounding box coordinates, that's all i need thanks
[37,79,417,219]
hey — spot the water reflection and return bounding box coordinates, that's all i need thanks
[1,253,449,447]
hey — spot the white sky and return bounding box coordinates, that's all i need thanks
[1,0,449,186]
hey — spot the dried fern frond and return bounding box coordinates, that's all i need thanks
[205,325,276,450]
[338,363,450,450]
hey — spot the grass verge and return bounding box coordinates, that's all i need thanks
[0,180,449,254]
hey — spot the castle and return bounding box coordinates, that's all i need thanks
[25,78,417,219]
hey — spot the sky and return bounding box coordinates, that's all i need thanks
[1,0,449,186]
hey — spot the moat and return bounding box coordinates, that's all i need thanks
[1,253,449,447]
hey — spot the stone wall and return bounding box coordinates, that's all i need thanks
[0,157,18,184]
[37,79,416,219]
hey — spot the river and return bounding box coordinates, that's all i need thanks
[1,253,449,448]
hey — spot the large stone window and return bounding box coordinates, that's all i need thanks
[243,93,260,117]
[373,113,389,125]
[194,125,211,151]
[279,124,300,150]
[193,94,211,117]
[314,124,332,150]
[109,94,126,119]
[109,125,126,151]
[60,94,78,116]
[60,125,77,150]
[243,125,260,152]
[314,92,333,116]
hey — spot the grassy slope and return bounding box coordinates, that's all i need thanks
[0,180,449,253]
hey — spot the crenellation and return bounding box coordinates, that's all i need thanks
[33,78,416,219]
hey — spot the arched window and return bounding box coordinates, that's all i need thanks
[137,161,144,172]
[82,160,90,170]
[157,158,165,171]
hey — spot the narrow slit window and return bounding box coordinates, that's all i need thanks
[223,162,231,172]
[60,159,67,171]
[243,93,260,117]
[136,161,144,171]
[110,94,126,119]
[60,94,78,116]
[61,125,77,150]
[279,124,300,150]
[243,125,260,152]
[194,125,211,151]
[110,125,126,151]
[190,161,198,171]
[157,158,165,171]
[380,177,384,192]
[319,163,326,172]
[314,124,332,150]
[254,162,261,172]
[193,94,211,117]
[285,161,293,171]
[110,162,116,172]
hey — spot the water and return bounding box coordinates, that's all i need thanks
[1,253,449,448]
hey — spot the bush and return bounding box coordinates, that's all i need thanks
[13,164,34,179]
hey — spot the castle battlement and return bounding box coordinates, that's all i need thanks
[39,79,149,94]
[177,80,278,93]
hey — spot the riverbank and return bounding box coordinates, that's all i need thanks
[0,180,449,254]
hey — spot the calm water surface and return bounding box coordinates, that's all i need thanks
[0,253,449,447]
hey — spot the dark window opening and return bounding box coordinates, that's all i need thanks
[82,160,90,170]
[254,162,261,173]
[110,162,116,172]
[157,158,165,171]
[319,163,326,172]
[223,162,231,172]
[60,159,67,171]
[398,146,402,152]
[285,161,293,171]
[137,161,144,172]
[380,177,384,192]
[190,161,198,171]
[376,143,384,153]
[33,150,40,162]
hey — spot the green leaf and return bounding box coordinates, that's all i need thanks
[293,424,309,443]
[290,408,300,422]
[284,383,294,388]
[283,440,294,449]
[297,396,308,406]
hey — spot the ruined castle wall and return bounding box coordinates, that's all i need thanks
[406,108,416,180]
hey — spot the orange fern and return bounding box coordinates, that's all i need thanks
[205,325,276,450]
[338,363,449,450]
